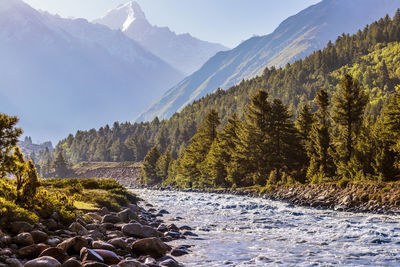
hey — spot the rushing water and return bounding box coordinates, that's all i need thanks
[131,189,400,266]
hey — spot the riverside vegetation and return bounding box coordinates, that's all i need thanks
[0,114,194,266]
[31,11,400,211]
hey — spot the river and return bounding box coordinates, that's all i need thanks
[131,189,400,266]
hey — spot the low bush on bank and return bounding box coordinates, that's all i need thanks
[0,197,39,223]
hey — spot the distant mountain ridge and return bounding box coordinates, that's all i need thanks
[136,0,400,122]
[94,1,228,75]
[0,0,184,142]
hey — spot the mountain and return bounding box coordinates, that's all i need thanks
[0,0,184,142]
[94,1,228,75]
[136,0,400,122]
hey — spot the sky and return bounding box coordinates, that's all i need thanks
[23,0,321,48]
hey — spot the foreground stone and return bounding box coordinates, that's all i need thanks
[131,237,170,258]
[24,256,62,267]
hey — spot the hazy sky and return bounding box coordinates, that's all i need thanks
[23,0,320,47]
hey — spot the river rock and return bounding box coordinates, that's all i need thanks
[69,222,89,236]
[128,204,140,213]
[88,230,104,240]
[24,256,61,267]
[158,257,179,267]
[0,234,12,245]
[179,225,192,231]
[5,258,23,267]
[93,249,121,265]
[118,259,147,267]
[57,237,88,254]
[31,230,48,244]
[131,237,170,258]
[80,247,104,262]
[14,232,34,246]
[108,238,128,250]
[99,207,109,216]
[87,213,102,222]
[39,247,69,263]
[92,240,115,251]
[47,237,61,247]
[118,209,139,223]
[157,224,168,233]
[101,215,121,224]
[171,248,189,256]
[43,219,58,231]
[183,231,198,237]
[62,258,82,267]
[11,221,33,234]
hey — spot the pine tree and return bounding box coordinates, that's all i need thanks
[0,114,23,174]
[307,89,335,182]
[332,74,368,174]
[296,104,313,146]
[21,160,41,203]
[52,151,70,178]
[156,151,172,182]
[141,146,161,185]
[176,110,220,187]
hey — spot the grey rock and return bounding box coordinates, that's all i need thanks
[92,241,115,251]
[171,248,189,256]
[118,259,147,267]
[69,222,89,236]
[5,258,23,267]
[62,258,82,267]
[14,232,34,246]
[11,221,33,234]
[87,213,102,222]
[82,261,108,267]
[57,237,88,254]
[80,247,103,263]
[30,230,48,244]
[46,238,61,247]
[88,230,104,240]
[131,237,170,258]
[92,249,121,265]
[101,215,122,224]
[108,238,128,250]
[24,256,61,267]
[118,209,139,223]
[39,247,69,264]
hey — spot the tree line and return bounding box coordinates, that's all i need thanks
[142,75,400,187]
[37,10,400,174]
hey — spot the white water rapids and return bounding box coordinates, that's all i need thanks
[131,189,400,266]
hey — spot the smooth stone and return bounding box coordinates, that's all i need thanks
[24,256,61,267]
[46,238,61,247]
[108,238,128,250]
[159,259,179,267]
[170,248,189,256]
[39,247,69,264]
[30,230,48,244]
[131,237,170,258]
[69,222,89,236]
[82,261,108,267]
[80,247,104,263]
[92,241,115,251]
[99,207,109,216]
[182,231,198,237]
[57,237,88,254]
[92,249,121,265]
[118,209,139,223]
[101,215,121,224]
[87,213,102,222]
[179,226,192,231]
[88,230,104,240]
[14,232,34,246]
[17,244,41,259]
[42,219,58,231]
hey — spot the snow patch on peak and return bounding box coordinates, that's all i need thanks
[121,1,146,31]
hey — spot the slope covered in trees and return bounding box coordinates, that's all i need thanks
[48,11,400,170]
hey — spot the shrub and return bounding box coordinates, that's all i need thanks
[0,197,38,223]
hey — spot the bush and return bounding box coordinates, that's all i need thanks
[0,197,39,223]
[0,178,17,201]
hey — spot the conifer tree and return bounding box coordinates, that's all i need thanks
[0,114,22,174]
[52,151,70,178]
[156,150,172,182]
[332,74,368,173]
[141,146,161,185]
[307,89,335,182]
[296,104,313,146]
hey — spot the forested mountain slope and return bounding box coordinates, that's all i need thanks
[49,11,400,170]
[136,0,400,122]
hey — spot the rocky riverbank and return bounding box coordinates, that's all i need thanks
[145,181,400,215]
[0,201,195,267]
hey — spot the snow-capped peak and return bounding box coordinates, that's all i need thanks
[0,0,26,12]
[94,1,146,31]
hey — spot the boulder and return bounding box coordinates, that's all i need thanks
[47,238,61,247]
[159,259,179,267]
[101,215,121,224]
[62,258,82,267]
[122,224,158,238]
[57,237,88,254]
[87,213,102,222]
[11,221,33,234]
[31,230,49,244]
[171,248,189,256]
[39,247,69,263]
[92,240,115,251]
[17,244,41,259]
[93,249,121,265]
[118,209,139,223]
[69,222,89,236]
[88,230,104,240]
[131,237,170,258]
[43,219,58,231]
[24,256,61,267]
[14,232,34,246]
[118,260,147,267]
[80,247,104,263]
[108,238,128,250]
[99,207,109,216]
